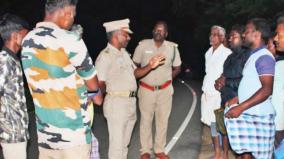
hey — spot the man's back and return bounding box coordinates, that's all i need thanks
[21,22,96,150]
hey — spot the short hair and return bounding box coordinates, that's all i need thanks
[106,31,115,41]
[230,24,245,35]
[247,18,271,44]
[45,0,78,13]
[211,25,226,37]
[0,13,29,42]
[154,21,168,32]
[277,15,284,25]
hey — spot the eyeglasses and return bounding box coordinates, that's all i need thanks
[210,33,220,37]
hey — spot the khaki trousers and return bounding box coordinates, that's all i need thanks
[38,144,90,159]
[138,85,173,154]
[1,141,27,159]
[103,95,137,159]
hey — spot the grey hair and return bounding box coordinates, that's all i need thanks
[211,25,226,37]
[106,31,116,41]
[45,0,78,13]
[106,30,123,41]
[277,16,284,25]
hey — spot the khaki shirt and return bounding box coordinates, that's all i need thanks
[95,43,137,92]
[133,39,182,85]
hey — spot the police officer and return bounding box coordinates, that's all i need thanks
[95,19,165,159]
[133,21,182,159]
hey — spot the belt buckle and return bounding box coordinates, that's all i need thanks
[154,86,160,91]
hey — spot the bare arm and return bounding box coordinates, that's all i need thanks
[172,66,181,79]
[134,63,152,79]
[85,75,103,105]
[225,75,273,118]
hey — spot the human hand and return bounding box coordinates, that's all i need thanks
[149,54,166,69]
[214,76,225,91]
[88,89,103,106]
[225,104,243,118]
[92,91,103,106]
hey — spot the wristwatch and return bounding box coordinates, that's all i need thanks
[88,88,100,98]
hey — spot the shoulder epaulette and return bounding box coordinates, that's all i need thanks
[168,41,178,47]
[102,48,110,54]
[138,39,151,45]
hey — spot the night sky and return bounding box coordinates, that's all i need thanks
[1,0,284,79]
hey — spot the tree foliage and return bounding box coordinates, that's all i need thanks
[167,0,284,78]
[192,0,284,51]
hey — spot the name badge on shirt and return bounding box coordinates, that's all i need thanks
[145,50,153,54]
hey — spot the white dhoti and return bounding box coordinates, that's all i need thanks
[201,92,221,126]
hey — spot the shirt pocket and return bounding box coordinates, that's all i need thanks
[141,50,154,66]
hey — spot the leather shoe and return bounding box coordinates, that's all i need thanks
[155,152,169,159]
[140,153,151,159]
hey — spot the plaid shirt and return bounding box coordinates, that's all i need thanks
[0,47,29,143]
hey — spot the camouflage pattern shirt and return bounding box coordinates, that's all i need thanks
[0,47,29,143]
[21,22,96,149]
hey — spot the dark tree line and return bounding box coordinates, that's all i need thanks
[169,0,284,78]
[1,0,284,79]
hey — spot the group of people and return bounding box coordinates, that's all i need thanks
[0,0,181,159]
[201,17,284,159]
[1,0,284,159]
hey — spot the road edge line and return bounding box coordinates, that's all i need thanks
[165,79,198,154]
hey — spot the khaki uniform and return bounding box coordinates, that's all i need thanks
[95,43,137,159]
[133,39,182,154]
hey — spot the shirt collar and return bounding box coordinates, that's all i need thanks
[107,43,123,54]
[210,43,225,54]
[2,47,19,61]
[250,45,266,55]
[36,22,61,30]
[152,39,166,48]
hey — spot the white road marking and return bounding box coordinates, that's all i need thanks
[165,79,198,154]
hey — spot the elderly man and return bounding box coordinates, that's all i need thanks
[95,19,165,159]
[273,16,284,150]
[201,25,231,159]
[21,0,102,158]
[225,18,275,159]
[133,21,182,159]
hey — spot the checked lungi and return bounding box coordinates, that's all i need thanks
[225,108,275,159]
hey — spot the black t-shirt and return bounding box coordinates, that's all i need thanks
[220,46,250,106]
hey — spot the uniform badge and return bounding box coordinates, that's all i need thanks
[145,50,153,54]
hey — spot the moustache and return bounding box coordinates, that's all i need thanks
[154,33,162,37]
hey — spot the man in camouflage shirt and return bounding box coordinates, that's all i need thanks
[0,13,29,159]
[21,0,102,158]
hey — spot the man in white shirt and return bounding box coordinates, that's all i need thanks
[273,15,284,149]
[201,25,231,159]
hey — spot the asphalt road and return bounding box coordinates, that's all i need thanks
[0,79,203,159]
